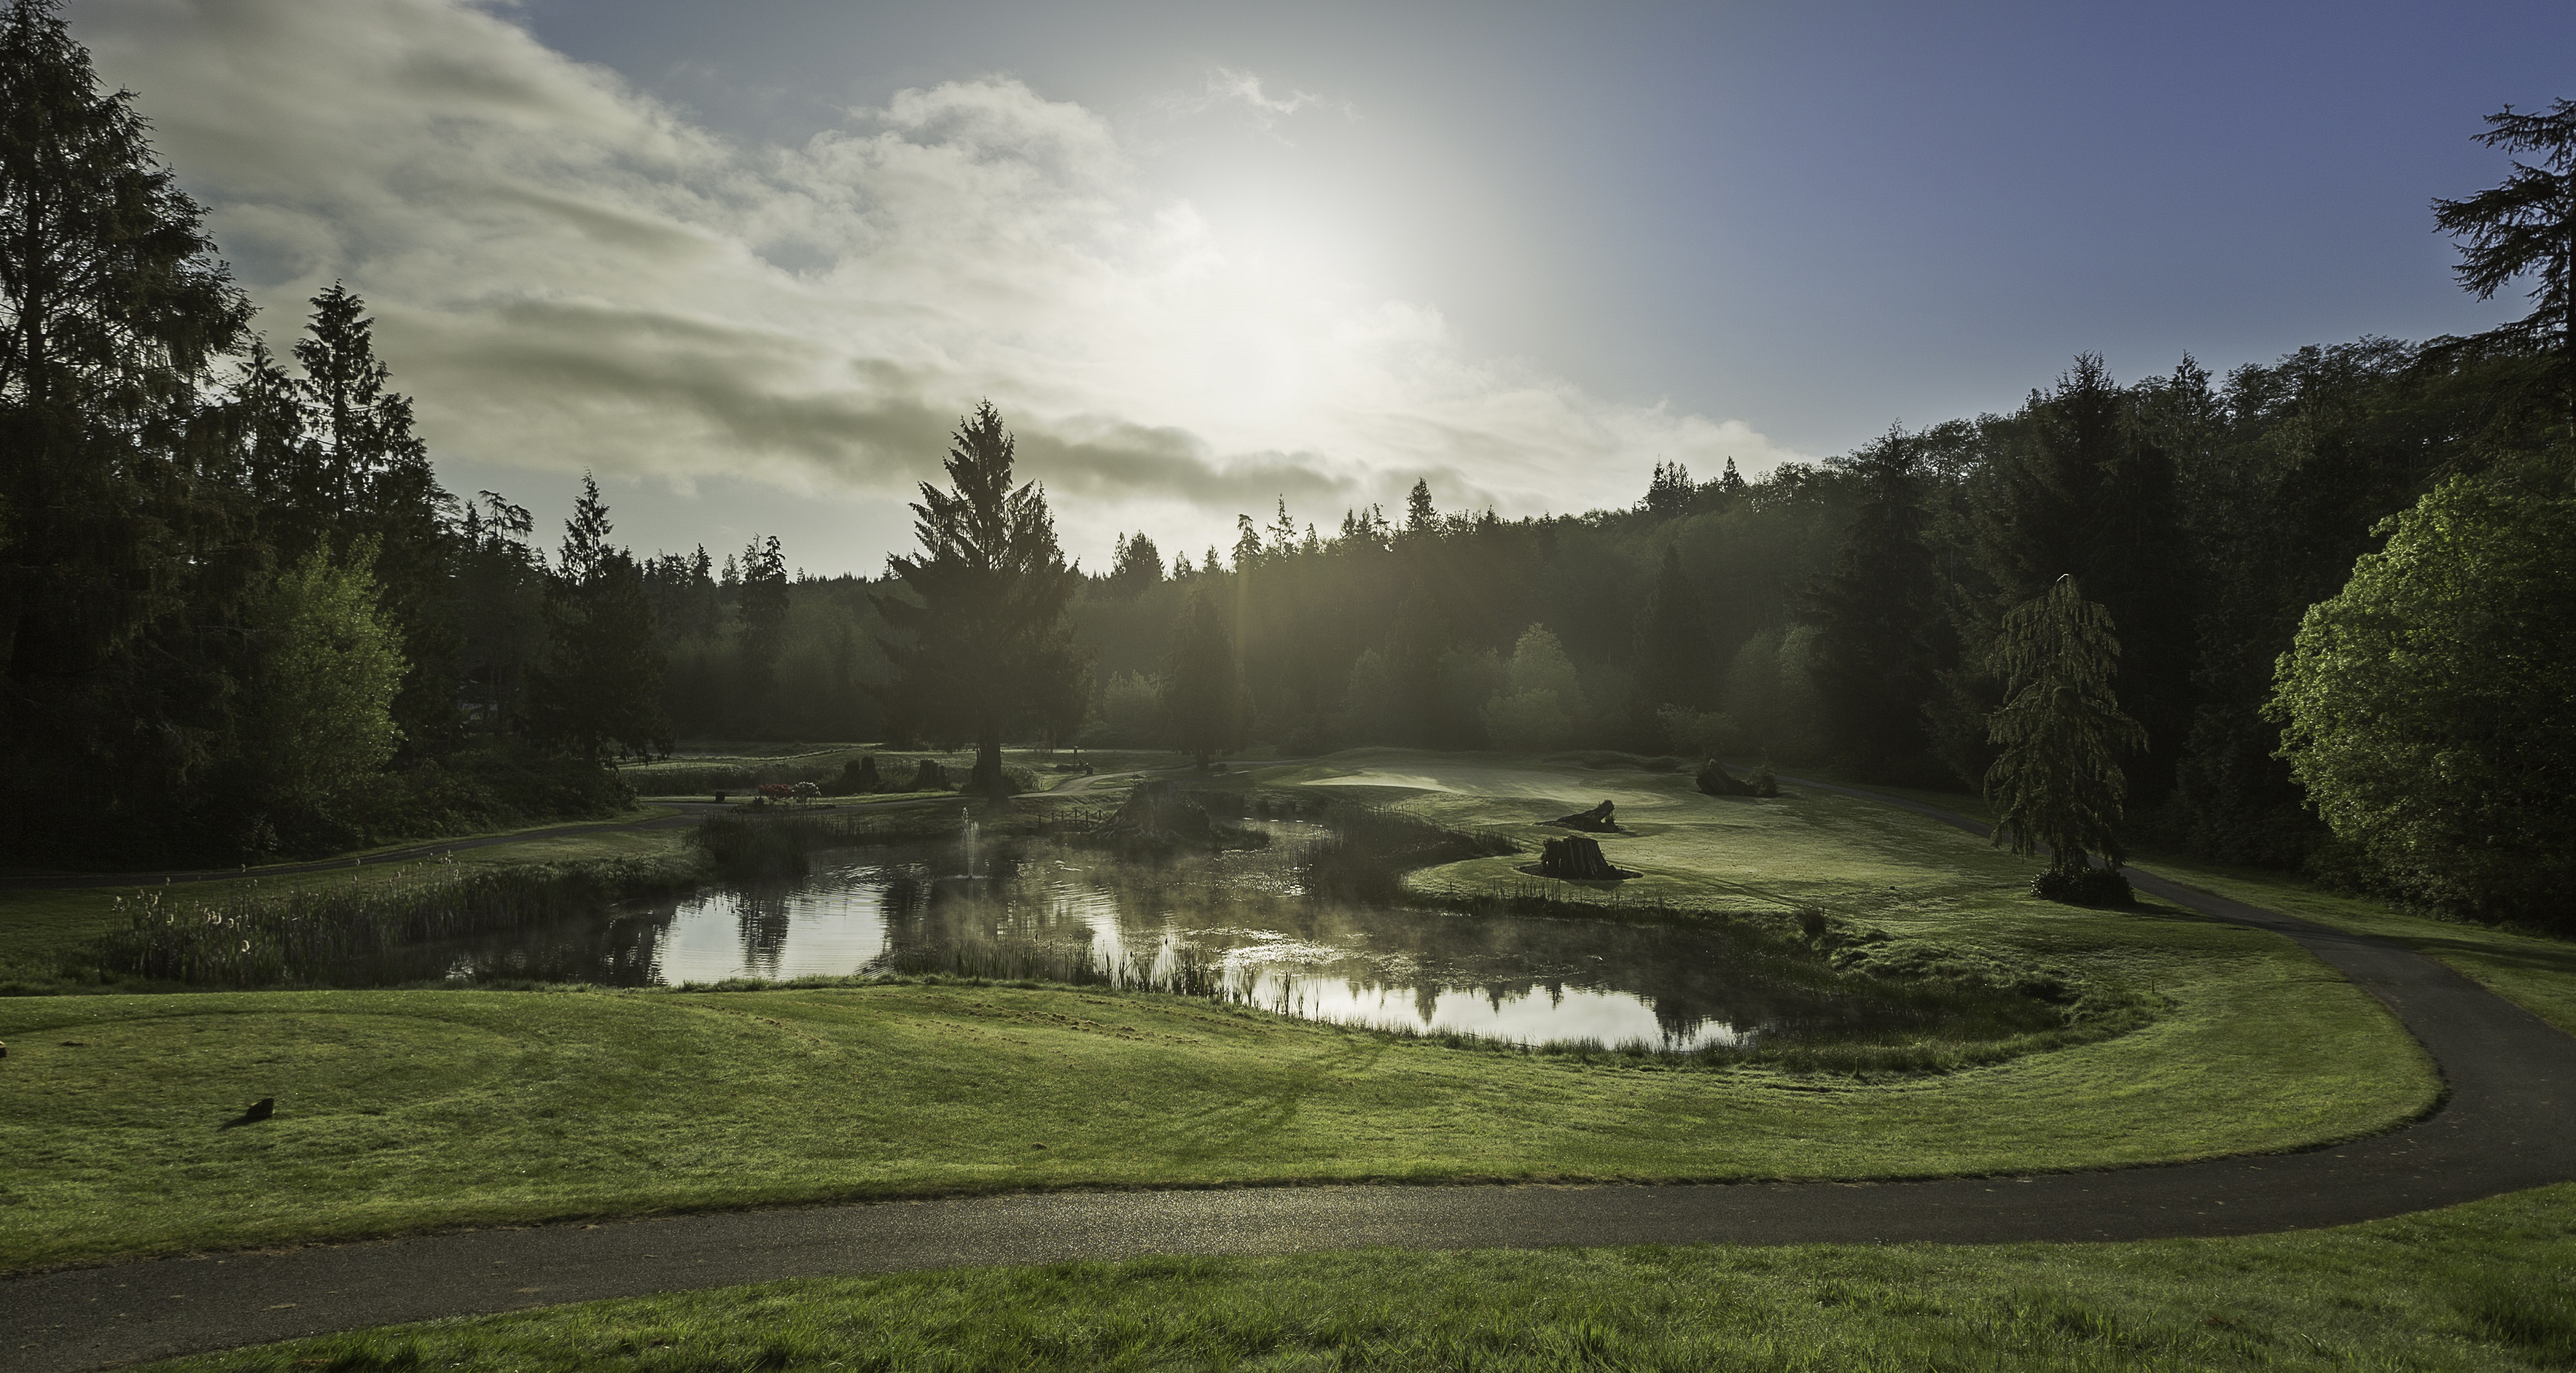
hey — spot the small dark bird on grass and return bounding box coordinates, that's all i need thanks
[244,1097,274,1121]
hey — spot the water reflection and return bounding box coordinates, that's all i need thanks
[446,824,1904,1052]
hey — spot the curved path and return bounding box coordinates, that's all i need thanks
[9,783,2576,1372]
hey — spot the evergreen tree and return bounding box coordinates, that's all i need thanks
[1231,512,1262,571]
[2433,99,2576,417]
[1808,428,1943,777]
[1643,460,1694,516]
[1404,478,1436,535]
[1631,545,1714,710]
[1161,582,1241,768]
[1107,532,1163,594]
[453,490,545,733]
[1965,354,2193,799]
[1713,457,1748,502]
[871,402,1085,797]
[526,475,670,762]
[0,0,255,858]
[285,284,461,755]
[735,533,789,694]
[1984,576,2146,898]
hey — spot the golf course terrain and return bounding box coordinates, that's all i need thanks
[5,750,2570,1371]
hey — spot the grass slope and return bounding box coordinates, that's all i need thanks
[147,1183,2576,1372]
[1,956,2426,1271]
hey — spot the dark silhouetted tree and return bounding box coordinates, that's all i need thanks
[1404,478,1435,535]
[1808,428,1943,777]
[2433,99,2576,415]
[1107,532,1163,595]
[527,475,670,762]
[1161,582,1241,768]
[872,402,1085,797]
[1643,460,1693,516]
[735,533,788,693]
[0,0,255,857]
[1631,545,1713,711]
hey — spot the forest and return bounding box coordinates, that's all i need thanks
[3,0,2568,928]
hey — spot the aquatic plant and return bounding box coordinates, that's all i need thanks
[95,855,696,989]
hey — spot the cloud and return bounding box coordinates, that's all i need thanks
[1142,66,1358,138]
[74,0,1806,560]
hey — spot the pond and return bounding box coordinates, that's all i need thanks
[446,822,1911,1052]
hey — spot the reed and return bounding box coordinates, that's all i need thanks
[95,855,696,989]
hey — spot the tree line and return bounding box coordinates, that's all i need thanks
[5,0,2567,929]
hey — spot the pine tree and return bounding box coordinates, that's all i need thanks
[1984,576,2146,900]
[285,285,460,755]
[0,0,256,858]
[1643,460,1694,516]
[1808,428,1943,777]
[527,475,670,761]
[1967,354,2193,800]
[871,402,1086,797]
[1162,582,1240,768]
[2432,99,2576,417]
[1108,532,1163,594]
[1404,478,1436,535]
[735,533,789,694]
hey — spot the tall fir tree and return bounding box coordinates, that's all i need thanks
[0,0,256,858]
[871,402,1086,797]
[1965,354,2193,800]
[285,285,462,756]
[1808,428,1944,778]
[526,475,670,762]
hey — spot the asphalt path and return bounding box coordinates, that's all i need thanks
[9,778,2575,1371]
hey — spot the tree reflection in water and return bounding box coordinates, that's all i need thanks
[451,824,1938,1050]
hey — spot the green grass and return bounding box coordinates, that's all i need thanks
[1728,761,2576,1041]
[0,949,2428,1272]
[147,1183,2576,1372]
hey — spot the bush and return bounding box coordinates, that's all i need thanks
[2032,866,2132,907]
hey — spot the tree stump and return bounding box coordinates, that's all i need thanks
[1538,835,1617,880]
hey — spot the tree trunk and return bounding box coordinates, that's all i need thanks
[972,727,1005,799]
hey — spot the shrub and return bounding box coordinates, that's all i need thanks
[2032,866,2132,907]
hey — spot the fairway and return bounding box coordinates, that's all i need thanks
[0,754,2442,1272]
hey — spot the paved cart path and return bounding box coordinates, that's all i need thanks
[8,781,2575,1372]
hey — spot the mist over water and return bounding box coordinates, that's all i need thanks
[453,822,1901,1051]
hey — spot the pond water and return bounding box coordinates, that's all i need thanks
[451,824,1902,1051]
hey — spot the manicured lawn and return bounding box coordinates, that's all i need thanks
[1,952,2427,1273]
[0,750,2447,1270]
[145,1182,2576,1372]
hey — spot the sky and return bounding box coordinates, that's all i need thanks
[69,0,2576,576]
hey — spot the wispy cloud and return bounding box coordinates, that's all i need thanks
[75,0,1804,553]
[1142,65,1358,140]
